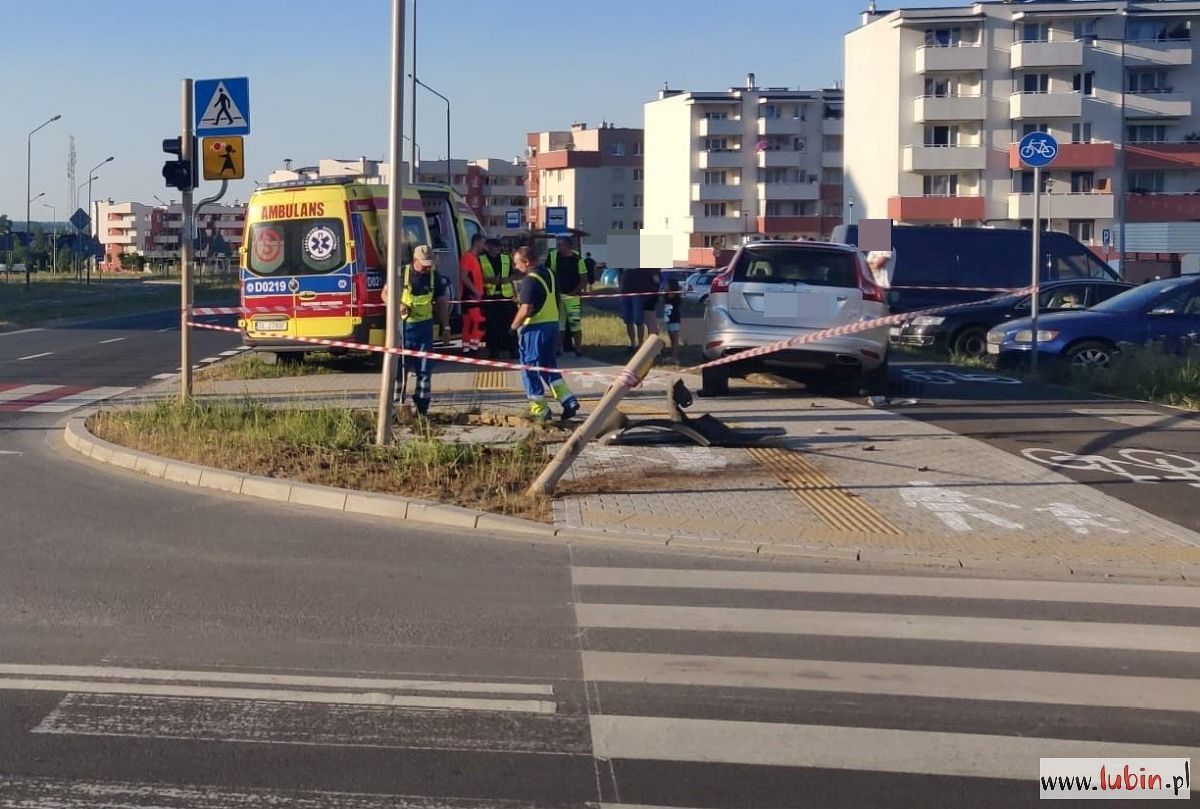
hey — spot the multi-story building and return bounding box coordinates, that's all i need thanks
[95,200,246,271]
[526,123,644,257]
[846,0,1200,276]
[266,157,394,185]
[418,158,527,237]
[643,76,845,267]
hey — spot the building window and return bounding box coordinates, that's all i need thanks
[794,137,808,152]
[1128,171,1165,193]
[1068,220,1095,244]
[704,137,729,152]
[797,104,808,121]
[821,202,841,217]
[1022,122,1051,136]
[1018,171,1050,193]
[633,168,644,181]
[702,235,726,248]
[1071,122,1093,144]
[704,170,727,185]
[634,142,643,155]
[1022,73,1050,93]
[557,194,564,206]
[762,104,780,119]
[924,76,959,98]
[1018,22,1049,43]
[1073,19,1098,41]
[822,168,843,185]
[704,203,728,217]
[924,27,962,46]
[1070,171,1095,193]
[1127,124,1167,143]
[923,174,959,196]
[612,142,627,156]
[1128,69,1170,93]
[925,124,960,146]
[1128,19,1190,42]
[612,167,625,181]
[633,220,642,229]
[634,194,643,208]
[1073,71,1095,96]
[611,220,624,230]
[612,193,625,209]
[822,135,843,152]
[704,111,728,120]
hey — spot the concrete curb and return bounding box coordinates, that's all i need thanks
[63,418,1200,582]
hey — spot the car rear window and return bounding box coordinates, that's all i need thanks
[732,246,858,288]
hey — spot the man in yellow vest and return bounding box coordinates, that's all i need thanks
[479,238,517,359]
[547,236,589,356]
[509,246,580,423]
[397,244,450,416]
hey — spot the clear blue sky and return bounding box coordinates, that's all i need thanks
[1,0,963,221]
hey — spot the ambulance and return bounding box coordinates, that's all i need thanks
[239,179,485,357]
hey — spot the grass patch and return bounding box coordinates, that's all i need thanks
[0,274,236,330]
[581,304,703,368]
[90,400,551,520]
[199,351,355,381]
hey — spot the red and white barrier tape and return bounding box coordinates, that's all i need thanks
[888,284,1021,293]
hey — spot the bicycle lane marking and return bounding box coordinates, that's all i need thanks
[1022,448,1200,488]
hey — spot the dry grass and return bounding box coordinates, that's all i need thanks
[199,351,348,381]
[581,304,703,368]
[90,401,552,520]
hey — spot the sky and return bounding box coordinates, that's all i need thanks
[1,0,965,222]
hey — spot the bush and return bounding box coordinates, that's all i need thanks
[1056,343,1200,409]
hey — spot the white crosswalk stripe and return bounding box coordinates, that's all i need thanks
[573,565,1200,807]
[22,386,134,413]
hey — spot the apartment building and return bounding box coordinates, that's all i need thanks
[95,200,246,271]
[525,123,644,256]
[643,76,845,267]
[418,158,527,237]
[846,0,1200,274]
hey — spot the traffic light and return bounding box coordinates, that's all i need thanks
[162,137,197,192]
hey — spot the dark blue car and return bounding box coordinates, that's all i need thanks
[987,277,1200,367]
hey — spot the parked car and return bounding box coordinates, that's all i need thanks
[831,225,1121,314]
[987,276,1200,367]
[897,279,1133,357]
[701,240,888,395]
[683,272,715,305]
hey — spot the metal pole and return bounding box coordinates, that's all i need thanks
[87,177,94,285]
[410,0,418,183]
[446,100,451,189]
[1030,165,1041,376]
[376,0,407,445]
[43,205,56,275]
[1117,13,1128,276]
[26,134,32,291]
[181,79,195,402]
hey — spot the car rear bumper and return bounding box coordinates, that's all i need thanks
[702,312,888,373]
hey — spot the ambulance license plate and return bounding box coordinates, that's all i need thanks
[254,319,288,332]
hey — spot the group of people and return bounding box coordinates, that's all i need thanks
[393,237,583,423]
[618,267,683,363]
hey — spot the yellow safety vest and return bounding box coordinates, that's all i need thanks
[527,266,560,326]
[401,265,436,323]
[480,253,514,298]
[548,250,587,295]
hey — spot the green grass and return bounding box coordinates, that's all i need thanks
[580,304,703,368]
[199,351,348,381]
[90,400,551,519]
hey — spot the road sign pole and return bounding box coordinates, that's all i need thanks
[375,0,406,445]
[1030,165,1041,376]
[181,78,195,403]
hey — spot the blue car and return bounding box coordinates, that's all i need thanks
[987,277,1200,367]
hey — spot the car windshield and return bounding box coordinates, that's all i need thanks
[733,245,858,288]
[1090,279,1193,314]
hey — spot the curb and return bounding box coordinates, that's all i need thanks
[62,418,1200,582]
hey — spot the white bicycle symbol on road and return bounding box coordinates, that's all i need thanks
[1020,139,1058,161]
[1022,447,1200,487]
[900,368,1022,386]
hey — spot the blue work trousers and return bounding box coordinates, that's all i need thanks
[398,318,435,413]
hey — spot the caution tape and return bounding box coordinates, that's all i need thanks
[889,284,1022,293]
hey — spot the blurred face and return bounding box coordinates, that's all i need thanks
[557,240,574,255]
[486,243,500,256]
[514,252,533,272]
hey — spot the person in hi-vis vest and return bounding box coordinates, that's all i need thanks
[393,244,450,416]
[509,246,580,423]
[480,238,517,359]
[546,236,588,356]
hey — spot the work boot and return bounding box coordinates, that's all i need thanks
[561,400,580,423]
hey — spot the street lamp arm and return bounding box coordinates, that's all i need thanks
[27,114,62,138]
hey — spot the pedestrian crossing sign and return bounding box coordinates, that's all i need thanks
[202,136,245,181]
[194,77,250,136]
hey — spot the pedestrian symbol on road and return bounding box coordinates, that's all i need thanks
[202,136,245,181]
[194,77,251,136]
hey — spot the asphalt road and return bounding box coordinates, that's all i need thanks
[0,318,1197,807]
[888,357,1200,533]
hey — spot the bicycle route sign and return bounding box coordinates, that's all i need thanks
[1018,131,1058,169]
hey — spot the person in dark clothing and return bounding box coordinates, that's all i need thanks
[479,238,517,359]
[663,275,683,363]
[584,252,597,286]
[547,237,588,355]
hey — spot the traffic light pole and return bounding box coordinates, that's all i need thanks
[180,78,195,403]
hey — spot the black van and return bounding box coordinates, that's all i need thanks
[831,225,1121,314]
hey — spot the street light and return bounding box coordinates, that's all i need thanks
[28,192,45,205]
[75,174,99,284]
[42,203,57,275]
[410,73,450,188]
[25,114,61,289]
[87,156,115,285]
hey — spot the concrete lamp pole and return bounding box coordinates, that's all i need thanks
[41,203,57,275]
[25,114,61,290]
[87,156,115,285]
[75,176,97,283]
[412,75,450,188]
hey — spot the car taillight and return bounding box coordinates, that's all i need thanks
[857,256,885,303]
[710,269,733,294]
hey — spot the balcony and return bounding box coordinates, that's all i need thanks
[687,246,737,268]
[1126,193,1200,222]
[1010,39,1084,69]
[1007,192,1114,220]
[1009,91,1082,119]
[1125,91,1193,119]
[686,215,744,233]
[691,183,743,201]
[1006,141,1115,170]
[698,150,744,169]
[820,183,844,202]
[822,149,843,167]
[757,117,804,135]
[1126,142,1200,170]
[887,195,986,222]
[756,182,820,200]
[914,94,986,122]
[756,150,802,168]
[1126,40,1193,67]
[822,117,844,136]
[756,215,827,233]
[904,144,988,172]
[915,43,988,73]
[698,118,743,137]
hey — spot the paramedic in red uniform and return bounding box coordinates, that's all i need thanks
[459,234,486,353]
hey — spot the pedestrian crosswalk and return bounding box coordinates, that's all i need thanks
[0,383,133,414]
[573,565,1200,808]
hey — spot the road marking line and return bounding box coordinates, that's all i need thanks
[219,350,240,356]
[581,651,1200,713]
[157,327,174,332]
[199,356,221,363]
[0,663,555,695]
[151,373,176,380]
[23,387,135,413]
[16,352,52,361]
[0,328,45,337]
[570,567,1200,608]
[98,337,126,344]
[0,678,555,713]
[0,384,62,404]
[574,604,1200,653]
[588,715,1199,780]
